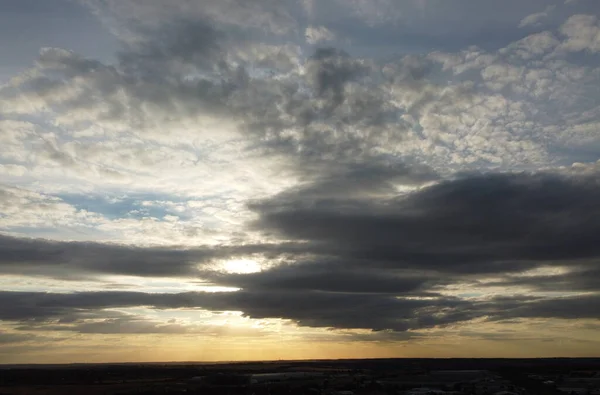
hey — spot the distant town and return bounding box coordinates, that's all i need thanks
[2,358,600,395]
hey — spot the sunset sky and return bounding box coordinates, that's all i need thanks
[1,0,600,364]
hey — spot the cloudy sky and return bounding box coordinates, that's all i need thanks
[1,0,600,364]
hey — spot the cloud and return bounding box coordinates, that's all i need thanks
[0,233,216,278]
[560,14,600,52]
[3,0,600,357]
[201,261,438,295]
[1,290,599,337]
[0,289,488,333]
[117,18,226,75]
[519,5,555,28]
[500,31,560,59]
[4,167,600,329]
[8,16,598,198]
[491,294,600,321]
[305,26,336,44]
[486,266,600,292]
[0,290,457,332]
[267,162,438,201]
[0,332,39,345]
[13,309,261,337]
[306,48,370,110]
[0,185,255,245]
[0,185,106,231]
[6,168,600,335]
[0,232,326,279]
[252,169,600,280]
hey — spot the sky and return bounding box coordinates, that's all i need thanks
[1,0,600,364]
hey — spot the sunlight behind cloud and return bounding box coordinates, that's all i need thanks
[223,259,262,274]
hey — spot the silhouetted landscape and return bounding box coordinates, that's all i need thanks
[2,358,600,394]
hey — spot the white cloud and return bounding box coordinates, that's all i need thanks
[519,5,556,28]
[0,186,104,233]
[560,14,600,52]
[305,26,336,44]
[500,31,560,59]
[0,164,27,177]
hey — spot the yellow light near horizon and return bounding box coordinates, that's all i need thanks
[223,259,261,274]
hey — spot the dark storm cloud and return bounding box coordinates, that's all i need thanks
[117,18,232,78]
[252,171,600,281]
[125,19,222,62]
[306,48,369,109]
[226,291,469,331]
[234,51,407,168]
[202,260,438,294]
[2,290,599,336]
[270,162,439,200]
[0,233,326,279]
[0,234,215,277]
[3,167,600,298]
[0,290,472,332]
